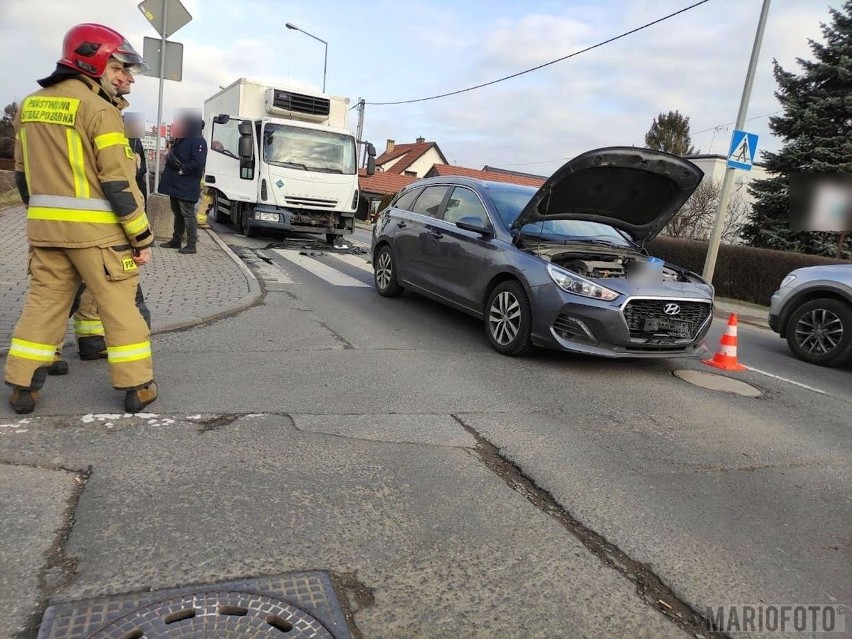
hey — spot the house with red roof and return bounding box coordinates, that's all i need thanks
[356,137,547,220]
[375,138,448,178]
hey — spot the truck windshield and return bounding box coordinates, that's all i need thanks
[263,124,356,175]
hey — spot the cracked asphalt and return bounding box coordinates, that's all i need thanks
[1,229,850,639]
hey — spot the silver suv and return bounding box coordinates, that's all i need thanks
[769,264,852,366]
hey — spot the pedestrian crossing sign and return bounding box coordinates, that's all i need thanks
[726,129,759,171]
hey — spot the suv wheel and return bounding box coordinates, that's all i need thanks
[374,245,403,297]
[485,280,533,356]
[785,298,852,366]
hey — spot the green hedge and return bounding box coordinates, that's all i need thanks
[646,236,851,306]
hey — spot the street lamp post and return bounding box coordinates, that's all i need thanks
[285,22,328,93]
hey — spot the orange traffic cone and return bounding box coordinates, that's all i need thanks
[703,313,747,371]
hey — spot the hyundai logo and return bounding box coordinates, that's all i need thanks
[663,303,681,316]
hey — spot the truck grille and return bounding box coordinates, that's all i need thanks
[272,90,331,117]
[284,196,338,209]
[622,299,711,342]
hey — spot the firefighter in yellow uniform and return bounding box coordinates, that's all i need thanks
[66,71,151,364]
[5,23,157,414]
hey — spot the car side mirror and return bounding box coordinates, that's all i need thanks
[366,156,376,176]
[456,216,492,236]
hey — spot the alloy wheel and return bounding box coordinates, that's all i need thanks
[489,291,521,346]
[376,251,392,291]
[794,308,844,355]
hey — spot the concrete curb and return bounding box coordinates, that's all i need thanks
[713,308,770,330]
[150,228,262,335]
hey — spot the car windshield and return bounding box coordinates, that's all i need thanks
[263,123,357,175]
[484,182,636,248]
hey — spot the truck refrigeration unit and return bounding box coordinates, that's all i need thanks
[203,78,375,243]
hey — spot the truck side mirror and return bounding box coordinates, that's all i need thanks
[213,114,230,125]
[366,142,376,157]
[366,156,376,176]
[238,137,253,160]
[238,120,253,136]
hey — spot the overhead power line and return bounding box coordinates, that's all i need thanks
[366,0,712,106]
[492,110,783,168]
[692,110,781,135]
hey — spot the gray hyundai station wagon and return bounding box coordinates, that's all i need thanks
[371,146,715,357]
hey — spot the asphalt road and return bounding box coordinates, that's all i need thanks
[2,220,849,639]
[705,319,852,402]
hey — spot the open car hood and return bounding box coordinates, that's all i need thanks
[512,147,704,242]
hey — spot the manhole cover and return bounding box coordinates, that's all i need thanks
[38,573,351,639]
[90,591,331,638]
[673,369,762,397]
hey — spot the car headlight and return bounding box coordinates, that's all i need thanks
[546,263,620,301]
[780,274,797,288]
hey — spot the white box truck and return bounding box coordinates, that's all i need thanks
[203,78,374,242]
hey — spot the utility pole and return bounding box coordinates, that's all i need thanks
[355,98,366,167]
[702,0,771,283]
[153,0,168,194]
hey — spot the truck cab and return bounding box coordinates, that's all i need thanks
[204,79,375,242]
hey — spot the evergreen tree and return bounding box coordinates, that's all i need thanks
[741,2,852,258]
[644,110,696,155]
[0,102,18,159]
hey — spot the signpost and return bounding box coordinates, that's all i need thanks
[137,0,191,192]
[702,0,771,283]
[142,38,184,82]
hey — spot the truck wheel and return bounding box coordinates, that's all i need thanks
[212,190,230,225]
[241,209,257,238]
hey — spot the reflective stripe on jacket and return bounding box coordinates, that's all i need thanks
[14,76,152,249]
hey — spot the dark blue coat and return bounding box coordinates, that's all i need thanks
[158,118,207,202]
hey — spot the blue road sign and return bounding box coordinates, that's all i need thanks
[727,129,759,171]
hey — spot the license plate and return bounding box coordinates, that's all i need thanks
[644,318,691,338]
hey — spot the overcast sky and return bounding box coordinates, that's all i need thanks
[0,0,842,175]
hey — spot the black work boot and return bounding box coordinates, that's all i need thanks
[125,381,158,413]
[78,336,107,360]
[10,389,38,414]
[160,239,181,249]
[48,360,69,376]
[9,365,50,415]
[178,245,197,254]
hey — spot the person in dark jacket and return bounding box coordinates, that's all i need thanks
[158,113,207,254]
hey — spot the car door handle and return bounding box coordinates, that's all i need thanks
[397,221,407,228]
[430,231,444,240]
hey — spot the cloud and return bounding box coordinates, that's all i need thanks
[0,0,843,175]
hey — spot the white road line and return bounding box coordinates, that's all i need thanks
[744,365,829,396]
[272,250,370,288]
[328,252,374,273]
[254,260,294,284]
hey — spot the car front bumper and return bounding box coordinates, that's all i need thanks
[531,286,714,358]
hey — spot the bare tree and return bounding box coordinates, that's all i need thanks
[663,179,751,244]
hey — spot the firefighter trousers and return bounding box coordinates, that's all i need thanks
[73,282,151,342]
[5,246,153,390]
